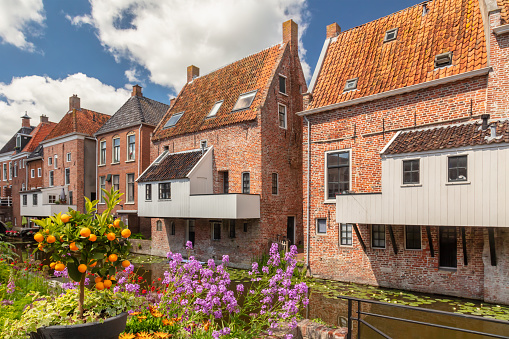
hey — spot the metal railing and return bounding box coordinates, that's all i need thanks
[341,296,509,339]
[0,196,12,207]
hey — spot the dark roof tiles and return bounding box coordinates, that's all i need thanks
[0,126,35,154]
[137,150,204,182]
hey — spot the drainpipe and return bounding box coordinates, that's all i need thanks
[304,116,311,271]
[94,136,98,209]
[138,124,142,177]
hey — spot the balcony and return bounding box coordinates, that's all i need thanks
[20,202,77,218]
[20,186,76,218]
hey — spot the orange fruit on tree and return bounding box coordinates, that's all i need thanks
[59,235,64,242]
[80,227,91,238]
[38,244,44,251]
[108,254,118,262]
[94,276,103,283]
[47,235,56,243]
[121,229,131,238]
[55,263,65,271]
[107,233,116,241]
[108,224,113,228]
[113,219,121,228]
[61,214,70,223]
[70,242,79,251]
[122,260,130,268]
[88,234,97,242]
[34,233,44,243]
[103,279,112,288]
[78,264,87,273]
[89,260,97,267]
[44,229,49,234]
[95,282,104,290]
[49,262,56,269]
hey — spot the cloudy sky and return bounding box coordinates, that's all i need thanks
[0,0,419,146]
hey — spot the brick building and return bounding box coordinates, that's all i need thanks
[20,95,110,221]
[94,85,170,239]
[298,0,509,303]
[137,20,307,266]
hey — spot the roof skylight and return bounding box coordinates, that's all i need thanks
[384,28,398,43]
[232,91,257,112]
[434,52,453,68]
[163,112,184,129]
[207,101,223,118]
[154,150,168,164]
[343,78,358,92]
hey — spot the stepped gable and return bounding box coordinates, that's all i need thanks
[45,109,110,141]
[137,150,204,182]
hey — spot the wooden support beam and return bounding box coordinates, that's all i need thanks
[462,227,468,266]
[426,226,434,257]
[353,224,366,252]
[388,225,398,255]
[488,228,497,266]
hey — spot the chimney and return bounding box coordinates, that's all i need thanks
[21,112,31,128]
[481,114,490,130]
[187,65,200,83]
[132,84,142,97]
[169,98,176,107]
[283,19,298,53]
[40,114,49,123]
[69,94,80,111]
[326,23,341,39]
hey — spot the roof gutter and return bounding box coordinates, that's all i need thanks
[297,67,491,117]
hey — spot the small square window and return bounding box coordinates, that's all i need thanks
[372,225,386,248]
[405,225,421,250]
[159,182,171,200]
[164,112,184,128]
[384,28,398,42]
[435,52,453,68]
[232,91,257,112]
[279,75,287,94]
[212,222,221,240]
[316,218,327,234]
[48,195,56,204]
[340,224,353,246]
[403,159,420,184]
[344,78,358,92]
[207,101,223,118]
[448,155,467,182]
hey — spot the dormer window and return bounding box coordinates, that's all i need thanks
[422,4,428,16]
[232,91,257,112]
[343,78,358,92]
[435,52,453,68]
[16,135,21,148]
[207,101,223,118]
[384,28,398,42]
[164,112,184,128]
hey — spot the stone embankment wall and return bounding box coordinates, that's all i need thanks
[261,319,347,339]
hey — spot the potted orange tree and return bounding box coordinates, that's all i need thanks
[29,188,134,338]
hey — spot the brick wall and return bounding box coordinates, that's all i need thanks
[26,159,43,190]
[10,157,26,227]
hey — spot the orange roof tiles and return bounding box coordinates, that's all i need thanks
[498,0,509,24]
[153,44,286,141]
[45,109,110,141]
[308,0,488,110]
[24,122,56,153]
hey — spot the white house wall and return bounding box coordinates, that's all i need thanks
[188,149,213,195]
[138,179,191,218]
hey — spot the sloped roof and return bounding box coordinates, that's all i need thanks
[0,126,35,154]
[45,109,110,141]
[383,120,509,155]
[137,150,204,182]
[95,95,170,136]
[308,0,487,110]
[152,43,286,141]
[498,0,509,24]
[25,122,56,153]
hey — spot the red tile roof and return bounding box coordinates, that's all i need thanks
[498,0,509,24]
[45,109,110,141]
[24,122,56,153]
[308,0,488,110]
[383,119,509,155]
[137,149,204,182]
[152,44,286,141]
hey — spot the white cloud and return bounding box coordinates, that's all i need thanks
[68,0,310,92]
[0,73,130,146]
[0,0,45,51]
[125,67,141,83]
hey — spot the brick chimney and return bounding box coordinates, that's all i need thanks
[169,98,176,107]
[132,84,142,97]
[69,94,80,111]
[40,114,49,123]
[326,23,341,39]
[283,20,298,54]
[21,112,31,128]
[187,65,200,83]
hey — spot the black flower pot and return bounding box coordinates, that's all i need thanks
[29,312,128,339]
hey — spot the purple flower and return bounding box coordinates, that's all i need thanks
[222,255,229,264]
[185,241,193,250]
[6,279,15,294]
[236,283,244,293]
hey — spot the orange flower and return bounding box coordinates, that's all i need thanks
[137,316,147,322]
[162,318,174,326]
[135,332,152,339]
[119,334,136,339]
[129,311,141,316]
[153,332,172,338]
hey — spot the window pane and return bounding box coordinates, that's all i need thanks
[406,225,421,249]
[232,92,256,111]
[341,224,353,245]
[208,101,223,117]
[164,112,184,128]
[327,153,339,167]
[317,219,327,234]
[372,225,385,248]
[279,76,286,94]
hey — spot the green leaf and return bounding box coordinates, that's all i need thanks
[108,266,116,277]
[67,262,82,282]
[91,252,104,260]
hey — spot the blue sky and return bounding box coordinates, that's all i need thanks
[0,0,421,146]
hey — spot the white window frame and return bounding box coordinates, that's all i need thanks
[164,112,184,128]
[371,224,386,249]
[9,162,12,180]
[447,154,468,184]
[232,90,257,112]
[31,169,35,178]
[207,101,223,118]
[242,172,250,194]
[3,164,6,181]
[99,140,106,165]
[316,218,327,235]
[48,195,56,204]
[112,175,119,191]
[99,176,106,203]
[404,225,422,250]
[340,223,354,247]
[126,173,135,203]
[37,168,41,177]
[158,182,171,200]
[344,78,358,92]
[22,194,27,206]
[156,220,163,232]
[278,74,287,95]
[48,157,52,166]
[65,168,70,185]
[384,28,398,42]
[278,103,287,129]
[112,137,120,163]
[402,158,421,186]
[49,170,54,187]
[324,149,352,203]
[54,155,58,169]
[127,133,136,161]
[66,152,71,162]
[145,184,152,201]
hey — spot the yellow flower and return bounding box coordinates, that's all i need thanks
[162,318,174,326]
[137,316,147,322]
[153,332,172,338]
[136,332,153,339]
[150,310,163,318]
[119,334,136,339]
[129,311,141,316]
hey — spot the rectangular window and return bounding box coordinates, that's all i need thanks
[405,225,421,250]
[100,140,106,165]
[171,222,176,235]
[22,195,27,206]
[229,220,236,238]
[49,171,54,187]
[272,173,278,195]
[384,28,398,42]
[232,91,257,111]
[48,195,56,204]
[316,219,327,234]
[164,112,184,128]
[66,152,71,162]
[340,224,353,246]
[145,184,152,201]
[403,159,420,184]
[69,191,73,205]
[156,220,163,232]
[344,78,358,92]
[13,163,17,178]
[48,157,52,166]
[112,175,119,191]
[8,163,11,180]
[127,173,135,202]
[222,171,229,193]
[279,75,287,94]
[33,194,38,206]
[31,169,35,178]
[54,155,58,169]
[212,222,221,240]
[159,182,171,200]
[65,168,70,185]
[99,176,106,203]
[278,104,287,129]
[448,155,467,182]
[243,222,248,232]
[242,172,250,194]
[3,164,6,181]
[372,225,386,248]
[207,101,223,118]
[113,138,120,163]
[127,134,135,161]
[326,150,350,199]
[37,168,41,177]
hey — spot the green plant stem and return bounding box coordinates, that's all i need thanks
[79,272,85,318]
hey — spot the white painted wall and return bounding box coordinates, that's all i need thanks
[188,148,213,195]
[20,191,76,217]
[138,179,191,218]
[336,143,509,227]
